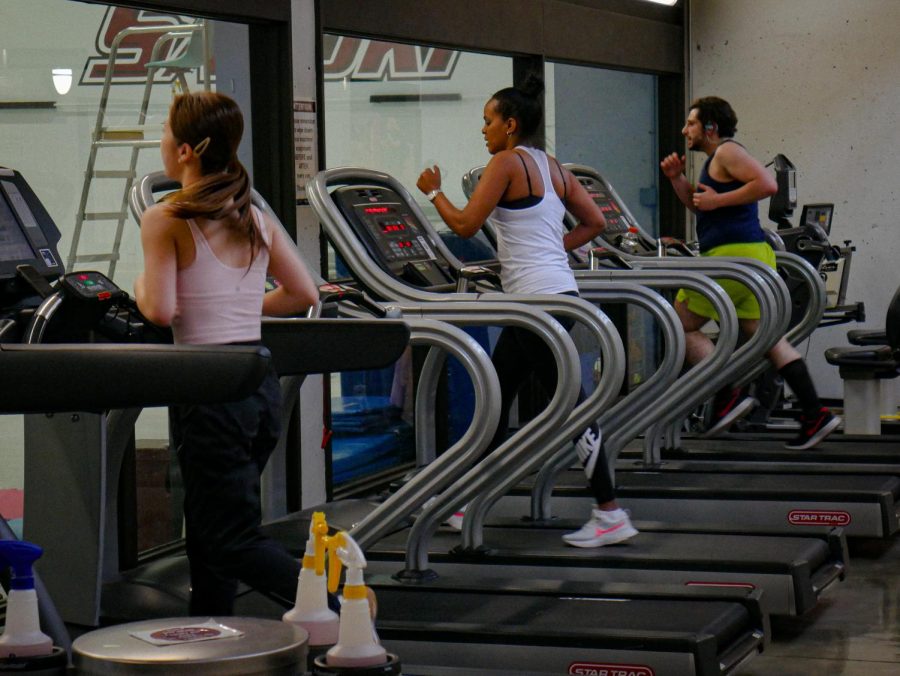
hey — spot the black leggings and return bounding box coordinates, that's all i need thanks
[488,315,617,505]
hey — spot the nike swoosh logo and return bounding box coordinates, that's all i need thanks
[594,522,626,536]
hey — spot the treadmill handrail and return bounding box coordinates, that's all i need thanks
[307,168,633,566]
[391,300,583,566]
[338,315,502,551]
[580,267,744,465]
[528,281,687,521]
[583,259,781,457]
[0,342,270,413]
[459,292,626,543]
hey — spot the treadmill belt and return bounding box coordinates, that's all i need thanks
[374,586,751,652]
[371,525,831,573]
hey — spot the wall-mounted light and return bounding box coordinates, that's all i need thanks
[51,68,73,95]
[642,0,678,5]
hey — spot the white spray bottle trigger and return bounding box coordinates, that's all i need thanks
[325,531,386,668]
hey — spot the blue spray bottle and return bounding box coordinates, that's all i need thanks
[0,541,53,658]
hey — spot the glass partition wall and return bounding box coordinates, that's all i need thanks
[322,36,513,487]
[320,41,665,473]
[545,61,660,235]
[0,0,251,556]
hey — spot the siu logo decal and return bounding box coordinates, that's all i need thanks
[81,7,199,85]
[569,663,654,676]
[323,35,459,82]
[788,509,851,526]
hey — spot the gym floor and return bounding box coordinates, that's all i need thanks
[736,535,900,675]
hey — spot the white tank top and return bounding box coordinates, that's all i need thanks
[490,146,577,295]
[171,205,271,345]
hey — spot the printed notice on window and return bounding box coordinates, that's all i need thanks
[293,100,317,200]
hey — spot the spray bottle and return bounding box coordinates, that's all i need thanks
[0,541,53,658]
[282,512,340,647]
[314,531,399,674]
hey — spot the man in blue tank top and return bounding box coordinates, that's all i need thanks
[660,96,840,450]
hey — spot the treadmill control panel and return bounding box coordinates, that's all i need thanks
[332,185,453,288]
[61,271,124,303]
[0,168,63,305]
[576,175,633,235]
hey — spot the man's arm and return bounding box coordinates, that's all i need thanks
[694,143,777,211]
[660,152,697,213]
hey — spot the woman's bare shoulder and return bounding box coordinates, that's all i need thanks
[140,202,184,235]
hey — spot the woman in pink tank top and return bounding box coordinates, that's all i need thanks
[135,92,319,615]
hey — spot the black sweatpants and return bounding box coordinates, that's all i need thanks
[171,363,301,616]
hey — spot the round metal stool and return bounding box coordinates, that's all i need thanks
[73,617,308,675]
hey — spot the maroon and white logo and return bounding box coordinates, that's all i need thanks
[788,509,851,526]
[80,7,200,85]
[323,35,459,81]
[568,663,654,676]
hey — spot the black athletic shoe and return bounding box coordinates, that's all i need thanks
[702,388,757,438]
[784,408,842,450]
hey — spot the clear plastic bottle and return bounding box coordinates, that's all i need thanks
[619,226,641,255]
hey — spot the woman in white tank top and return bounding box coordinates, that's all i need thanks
[416,75,638,548]
[135,92,320,614]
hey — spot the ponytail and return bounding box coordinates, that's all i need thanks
[490,73,545,141]
[164,92,264,259]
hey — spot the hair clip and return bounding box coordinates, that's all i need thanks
[193,137,211,157]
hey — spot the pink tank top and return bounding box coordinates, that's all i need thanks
[171,205,271,345]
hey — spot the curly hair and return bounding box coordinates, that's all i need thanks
[690,96,738,137]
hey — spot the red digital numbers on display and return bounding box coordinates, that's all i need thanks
[382,223,406,233]
[364,206,390,214]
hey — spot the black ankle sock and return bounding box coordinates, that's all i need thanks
[779,359,821,417]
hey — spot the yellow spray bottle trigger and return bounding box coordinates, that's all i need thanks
[311,512,330,576]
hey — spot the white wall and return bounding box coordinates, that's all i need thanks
[689,0,900,398]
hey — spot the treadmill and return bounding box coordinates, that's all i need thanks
[548,165,900,537]
[304,166,846,621]
[104,171,770,676]
[463,162,900,537]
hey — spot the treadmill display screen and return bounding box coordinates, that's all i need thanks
[335,186,435,265]
[0,190,35,263]
[578,176,629,234]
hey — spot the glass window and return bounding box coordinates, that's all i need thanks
[544,62,661,389]
[321,36,513,485]
[545,62,660,235]
[323,35,511,266]
[0,1,249,551]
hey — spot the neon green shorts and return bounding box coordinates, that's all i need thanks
[675,241,777,320]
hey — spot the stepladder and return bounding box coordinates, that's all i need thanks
[68,20,212,279]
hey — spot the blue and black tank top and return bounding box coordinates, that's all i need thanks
[695,140,766,252]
